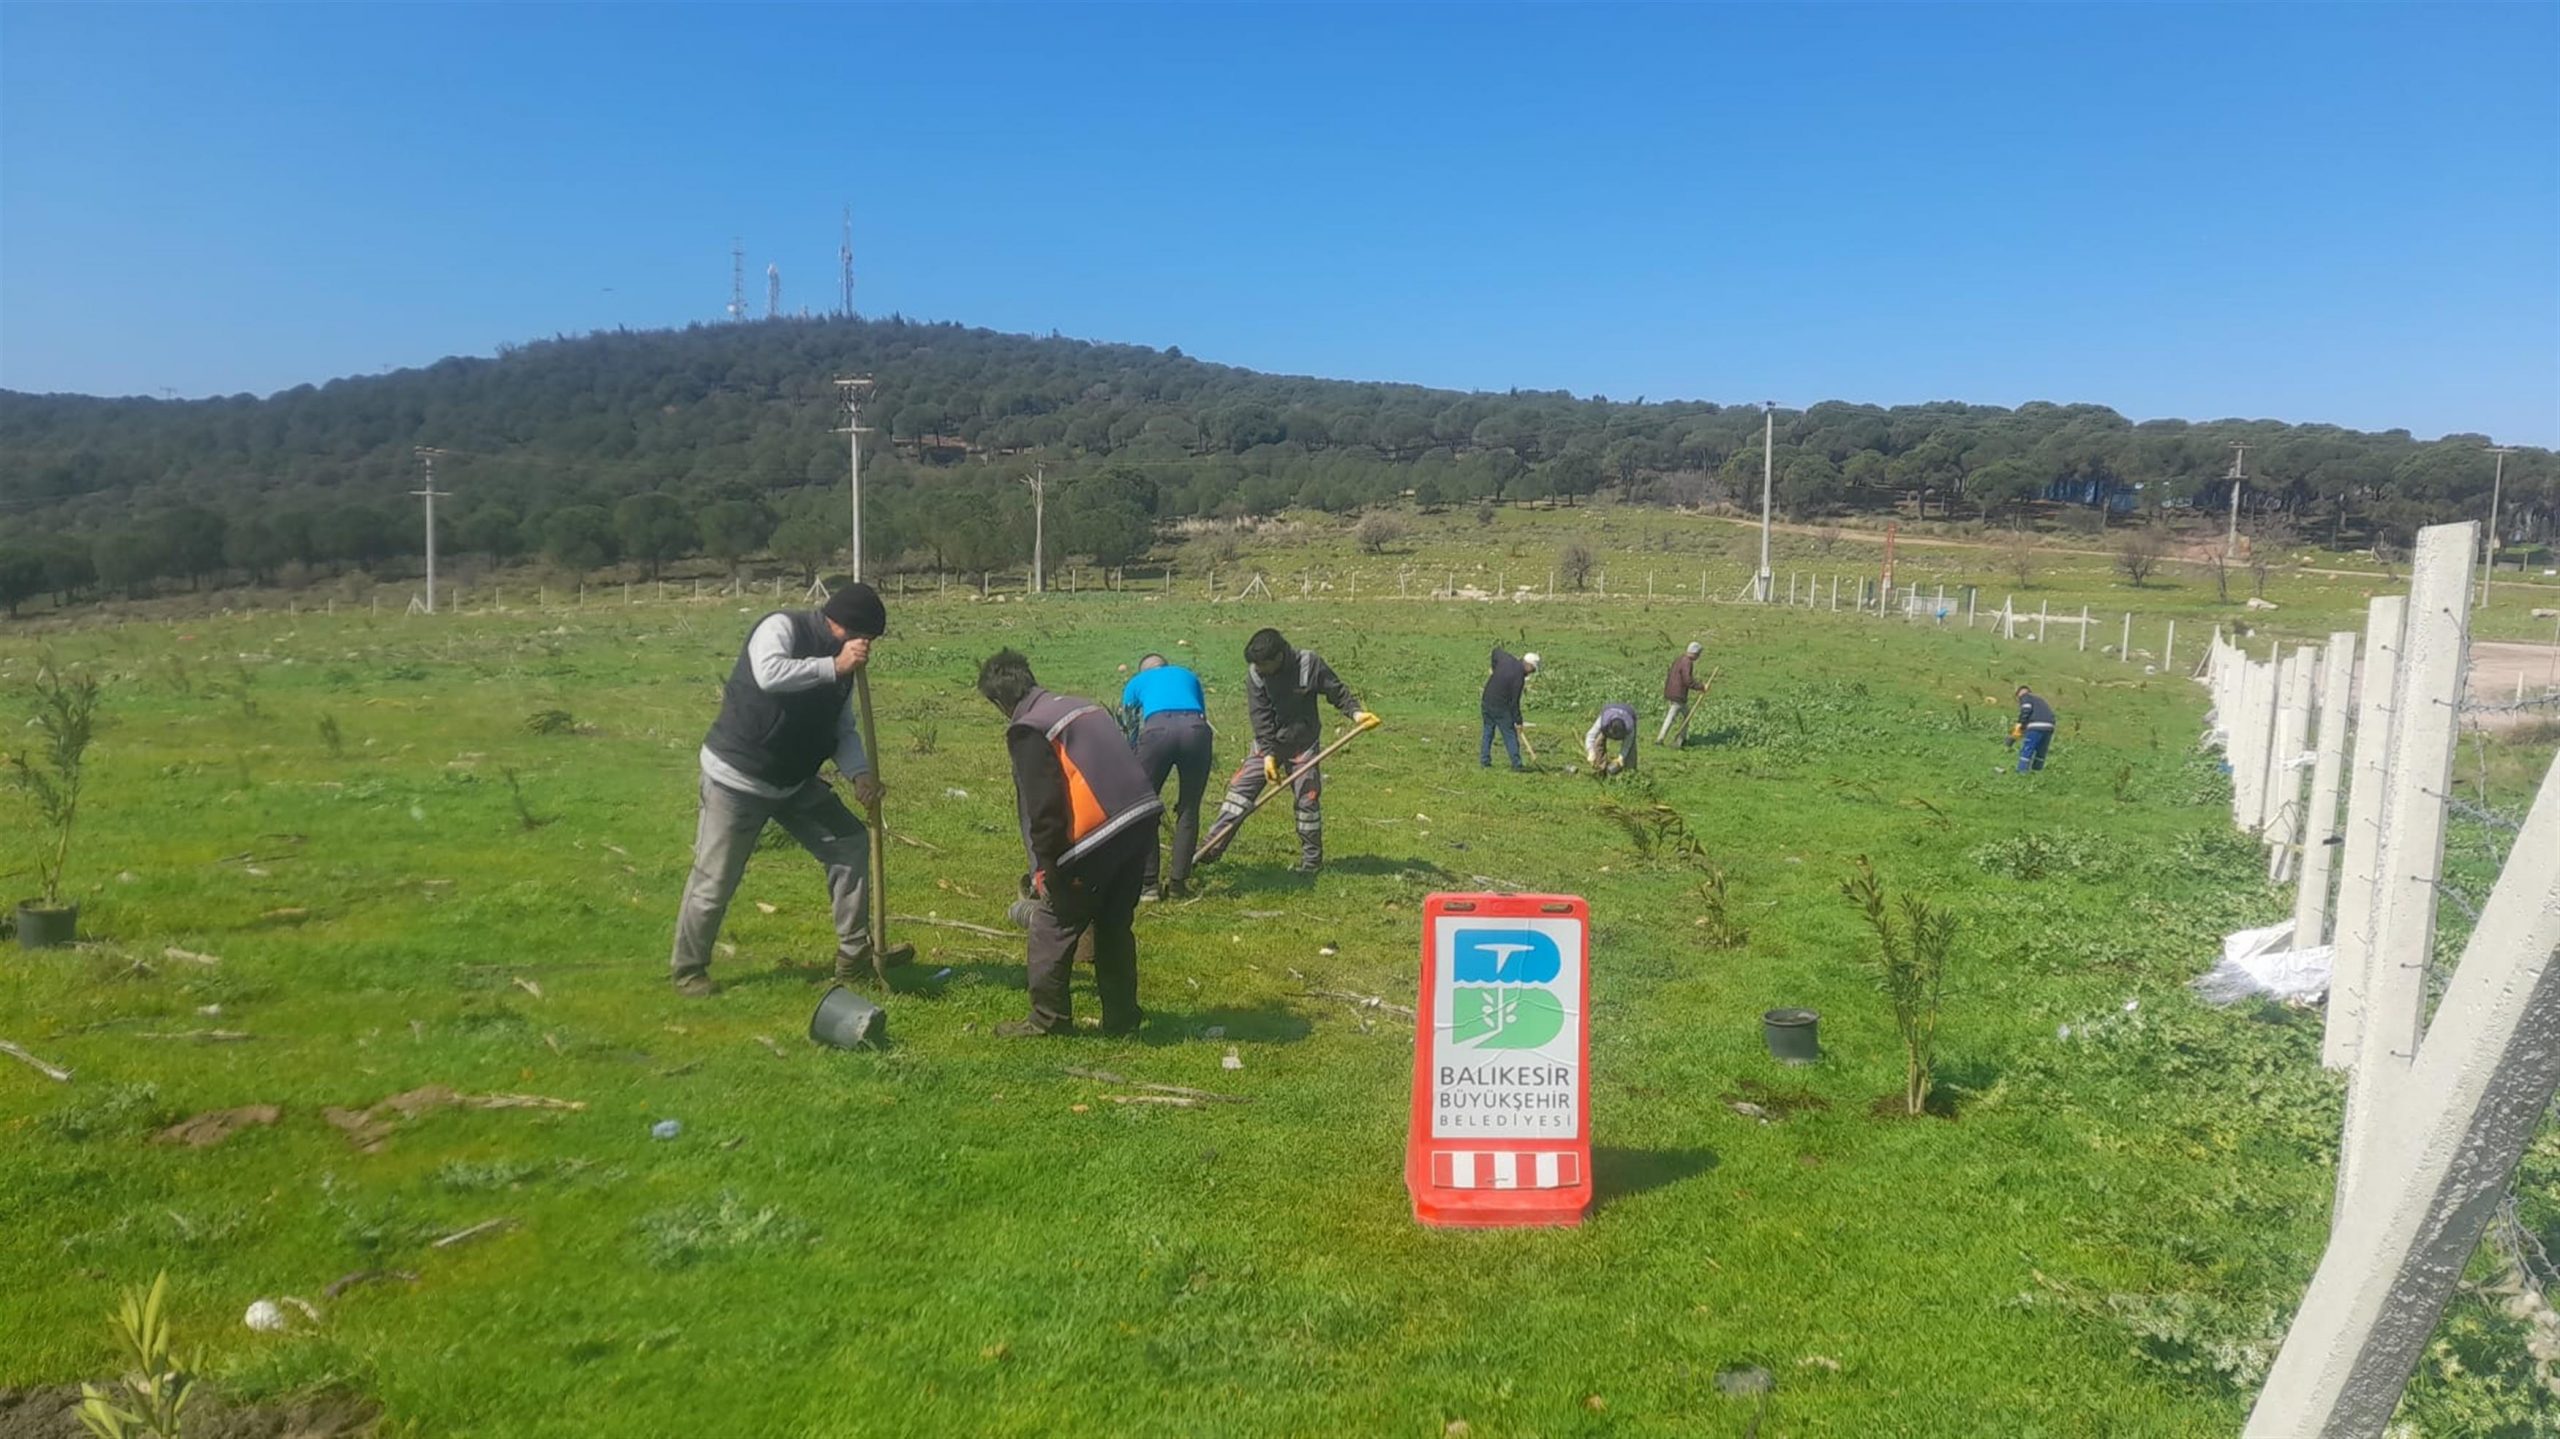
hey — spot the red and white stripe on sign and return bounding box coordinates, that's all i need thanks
[1431,1151,1581,1190]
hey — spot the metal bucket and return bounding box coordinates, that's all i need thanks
[1762,1008,1820,1065]
[15,903,77,950]
[809,984,887,1050]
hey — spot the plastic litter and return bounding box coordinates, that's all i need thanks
[2192,919,2332,1006]
[650,1119,683,1141]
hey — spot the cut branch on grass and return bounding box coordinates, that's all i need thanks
[1302,989,1417,1020]
[891,914,1008,938]
[1,1037,74,1082]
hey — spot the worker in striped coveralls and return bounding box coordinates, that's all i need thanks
[2012,685,2058,774]
[1194,627,1377,875]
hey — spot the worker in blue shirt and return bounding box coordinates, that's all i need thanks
[2012,686,2058,773]
[1121,653,1216,900]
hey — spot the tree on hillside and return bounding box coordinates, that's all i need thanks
[543,505,618,575]
[1059,465,1158,567]
[315,503,398,573]
[156,505,228,589]
[614,492,692,579]
[697,499,772,578]
[1355,512,1404,555]
[459,506,525,566]
[1558,538,1596,591]
[0,546,44,616]
[92,529,170,599]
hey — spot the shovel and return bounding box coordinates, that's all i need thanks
[1671,666,1719,747]
[1192,719,1377,868]
[850,668,917,982]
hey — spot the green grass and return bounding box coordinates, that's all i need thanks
[1,565,2548,1435]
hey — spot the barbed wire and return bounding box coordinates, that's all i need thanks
[2458,691,2560,717]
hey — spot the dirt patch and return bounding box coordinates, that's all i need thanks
[154,1104,281,1148]
[0,1386,378,1438]
[322,1085,585,1152]
[1868,1090,1961,1122]
[2465,641,2560,730]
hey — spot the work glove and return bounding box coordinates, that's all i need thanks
[1355,711,1382,731]
[1264,754,1283,784]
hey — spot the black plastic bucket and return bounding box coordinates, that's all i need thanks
[809,984,888,1050]
[1762,1008,1820,1064]
[15,903,77,950]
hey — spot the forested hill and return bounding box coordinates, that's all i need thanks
[1,314,2551,606]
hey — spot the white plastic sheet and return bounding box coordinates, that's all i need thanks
[2192,918,2334,1006]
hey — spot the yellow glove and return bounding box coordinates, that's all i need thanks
[1264,754,1283,784]
[1355,710,1382,731]
[2010,723,2024,741]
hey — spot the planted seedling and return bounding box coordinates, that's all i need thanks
[8,654,101,947]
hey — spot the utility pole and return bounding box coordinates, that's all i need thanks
[1019,464,1047,594]
[1755,401,1776,602]
[2481,445,2516,608]
[2224,441,2252,559]
[834,377,874,582]
[412,447,450,615]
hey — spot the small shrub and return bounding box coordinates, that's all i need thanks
[1557,539,1597,591]
[1353,512,1404,555]
[910,722,938,756]
[635,1191,819,1270]
[316,714,344,757]
[2116,528,2167,587]
[500,768,550,831]
[522,708,579,736]
[43,1082,172,1141]
[1474,502,1497,528]
[1969,829,2105,880]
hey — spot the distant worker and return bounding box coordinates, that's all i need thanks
[2013,685,2058,774]
[669,584,892,998]
[1480,646,1539,770]
[979,648,1162,1037]
[1657,641,1707,743]
[1194,627,1377,874]
[1585,702,1639,776]
[1121,652,1215,901]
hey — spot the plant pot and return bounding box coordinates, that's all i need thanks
[808,984,887,1050]
[15,902,78,950]
[1762,1007,1820,1065]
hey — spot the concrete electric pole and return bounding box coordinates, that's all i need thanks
[411,447,449,615]
[2224,441,2251,560]
[834,377,875,583]
[1019,464,1047,595]
[2481,445,2515,608]
[1755,402,1776,603]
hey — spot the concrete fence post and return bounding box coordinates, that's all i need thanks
[2334,523,2475,1214]
[2292,631,2359,950]
[2119,612,2130,662]
[2079,605,2089,652]
[1831,575,1839,611]
[2165,619,2176,673]
[2247,735,2559,1436]
[2262,646,2317,880]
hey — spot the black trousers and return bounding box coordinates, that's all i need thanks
[1135,712,1214,890]
[1025,825,1150,1032]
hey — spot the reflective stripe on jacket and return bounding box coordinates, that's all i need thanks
[1008,687,1165,873]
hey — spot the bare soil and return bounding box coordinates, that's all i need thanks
[0,1387,378,1439]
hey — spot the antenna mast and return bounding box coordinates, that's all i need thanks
[727,238,747,322]
[766,263,781,321]
[839,206,855,318]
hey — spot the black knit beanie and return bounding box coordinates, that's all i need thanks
[822,582,888,638]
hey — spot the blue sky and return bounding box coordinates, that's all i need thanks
[3,2,2554,443]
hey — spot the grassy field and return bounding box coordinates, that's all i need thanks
[3,534,2554,1435]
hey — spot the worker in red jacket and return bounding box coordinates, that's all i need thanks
[979,648,1164,1038]
[1657,641,1706,743]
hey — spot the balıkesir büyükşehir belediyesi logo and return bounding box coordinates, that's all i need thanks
[1451,928,1565,1050]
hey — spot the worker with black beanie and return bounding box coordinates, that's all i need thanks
[668,582,891,996]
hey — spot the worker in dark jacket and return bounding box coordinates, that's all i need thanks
[1480,646,1540,769]
[1658,641,1707,742]
[1120,652,1215,900]
[1585,702,1639,776]
[669,583,890,997]
[980,649,1163,1037]
[1195,627,1377,873]
[2013,686,2058,773]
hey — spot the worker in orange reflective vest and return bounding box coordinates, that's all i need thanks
[978,648,1164,1038]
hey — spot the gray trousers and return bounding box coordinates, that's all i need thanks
[669,773,872,980]
[1135,712,1214,890]
[1206,741,1322,867]
[1026,825,1149,1032]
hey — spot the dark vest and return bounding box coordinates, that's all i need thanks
[1012,687,1164,869]
[702,610,851,789]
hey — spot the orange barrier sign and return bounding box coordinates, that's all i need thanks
[1405,892,1593,1228]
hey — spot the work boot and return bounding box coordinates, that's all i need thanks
[672,973,720,999]
[1099,1010,1144,1038]
[1139,885,1162,904]
[1163,878,1190,901]
[994,1017,1070,1039]
[1290,861,1321,877]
